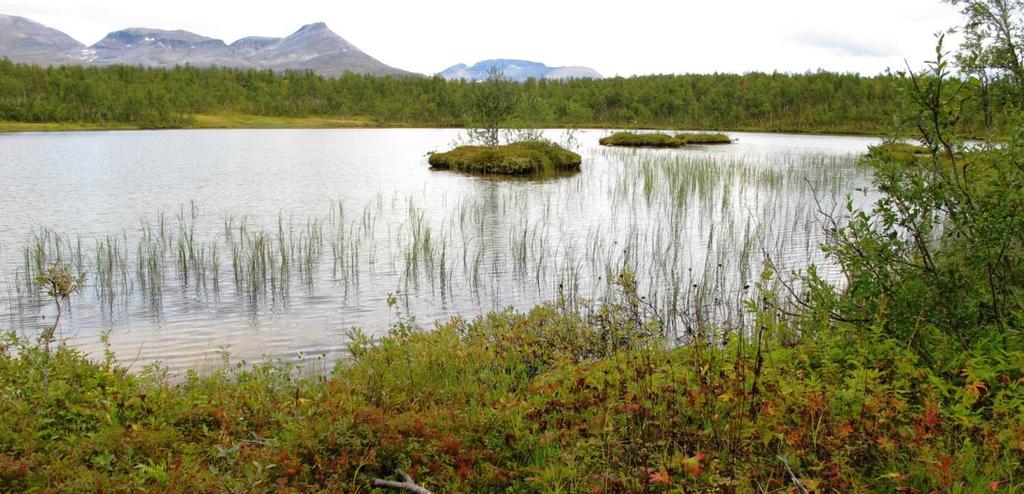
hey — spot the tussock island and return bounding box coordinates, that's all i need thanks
[427,141,582,175]
[599,131,732,148]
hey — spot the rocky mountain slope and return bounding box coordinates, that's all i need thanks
[0,14,411,77]
[233,22,411,77]
[0,14,86,66]
[88,28,249,68]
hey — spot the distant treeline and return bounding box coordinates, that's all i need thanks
[0,59,1009,134]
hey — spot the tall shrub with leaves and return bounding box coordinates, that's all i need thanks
[810,37,1024,369]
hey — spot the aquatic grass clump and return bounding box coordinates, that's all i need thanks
[599,131,684,148]
[865,141,930,165]
[600,131,733,148]
[428,140,582,175]
[677,132,732,144]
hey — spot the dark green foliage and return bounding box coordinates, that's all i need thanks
[599,131,684,147]
[0,59,1007,134]
[804,41,1024,370]
[465,67,519,146]
[427,141,582,175]
[947,0,1024,111]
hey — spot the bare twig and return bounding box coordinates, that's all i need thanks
[777,455,810,494]
[371,470,432,494]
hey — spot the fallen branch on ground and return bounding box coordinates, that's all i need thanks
[371,469,432,494]
[777,455,810,494]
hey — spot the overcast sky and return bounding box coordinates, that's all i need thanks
[1,0,964,76]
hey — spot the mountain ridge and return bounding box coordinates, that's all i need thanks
[0,14,412,77]
[1,14,600,80]
[0,14,86,66]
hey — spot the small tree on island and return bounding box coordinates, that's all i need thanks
[465,66,521,147]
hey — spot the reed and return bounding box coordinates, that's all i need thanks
[0,145,870,343]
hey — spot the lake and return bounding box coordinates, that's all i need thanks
[0,129,879,372]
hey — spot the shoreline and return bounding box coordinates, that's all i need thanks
[0,115,892,138]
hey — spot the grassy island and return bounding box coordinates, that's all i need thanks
[599,132,682,147]
[678,132,733,144]
[427,140,582,175]
[599,131,732,148]
[866,142,931,165]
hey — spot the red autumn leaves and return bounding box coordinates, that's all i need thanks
[643,451,706,487]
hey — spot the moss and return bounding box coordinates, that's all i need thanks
[677,132,732,144]
[427,141,582,175]
[599,131,684,147]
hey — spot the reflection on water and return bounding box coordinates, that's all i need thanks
[0,129,879,371]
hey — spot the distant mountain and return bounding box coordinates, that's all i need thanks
[544,66,604,80]
[0,14,86,66]
[235,22,412,77]
[0,14,413,77]
[440,59,602,81]
[89,28,250,68]
[229,36,279,58]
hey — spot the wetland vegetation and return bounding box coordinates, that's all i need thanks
[427,141,582,174]
[599,131,732,148]
[1,1,1024,492]
[679,132,732,144]
[599,131,682,147]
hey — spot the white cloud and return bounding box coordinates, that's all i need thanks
[0,0,965,76]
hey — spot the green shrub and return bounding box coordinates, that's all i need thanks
[427,140,581,175]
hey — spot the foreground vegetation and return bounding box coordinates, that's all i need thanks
[0,59,1008,135]
[427,140,582,175]
[1,280,1021,493]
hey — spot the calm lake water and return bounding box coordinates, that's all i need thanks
[0,129,879,372]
